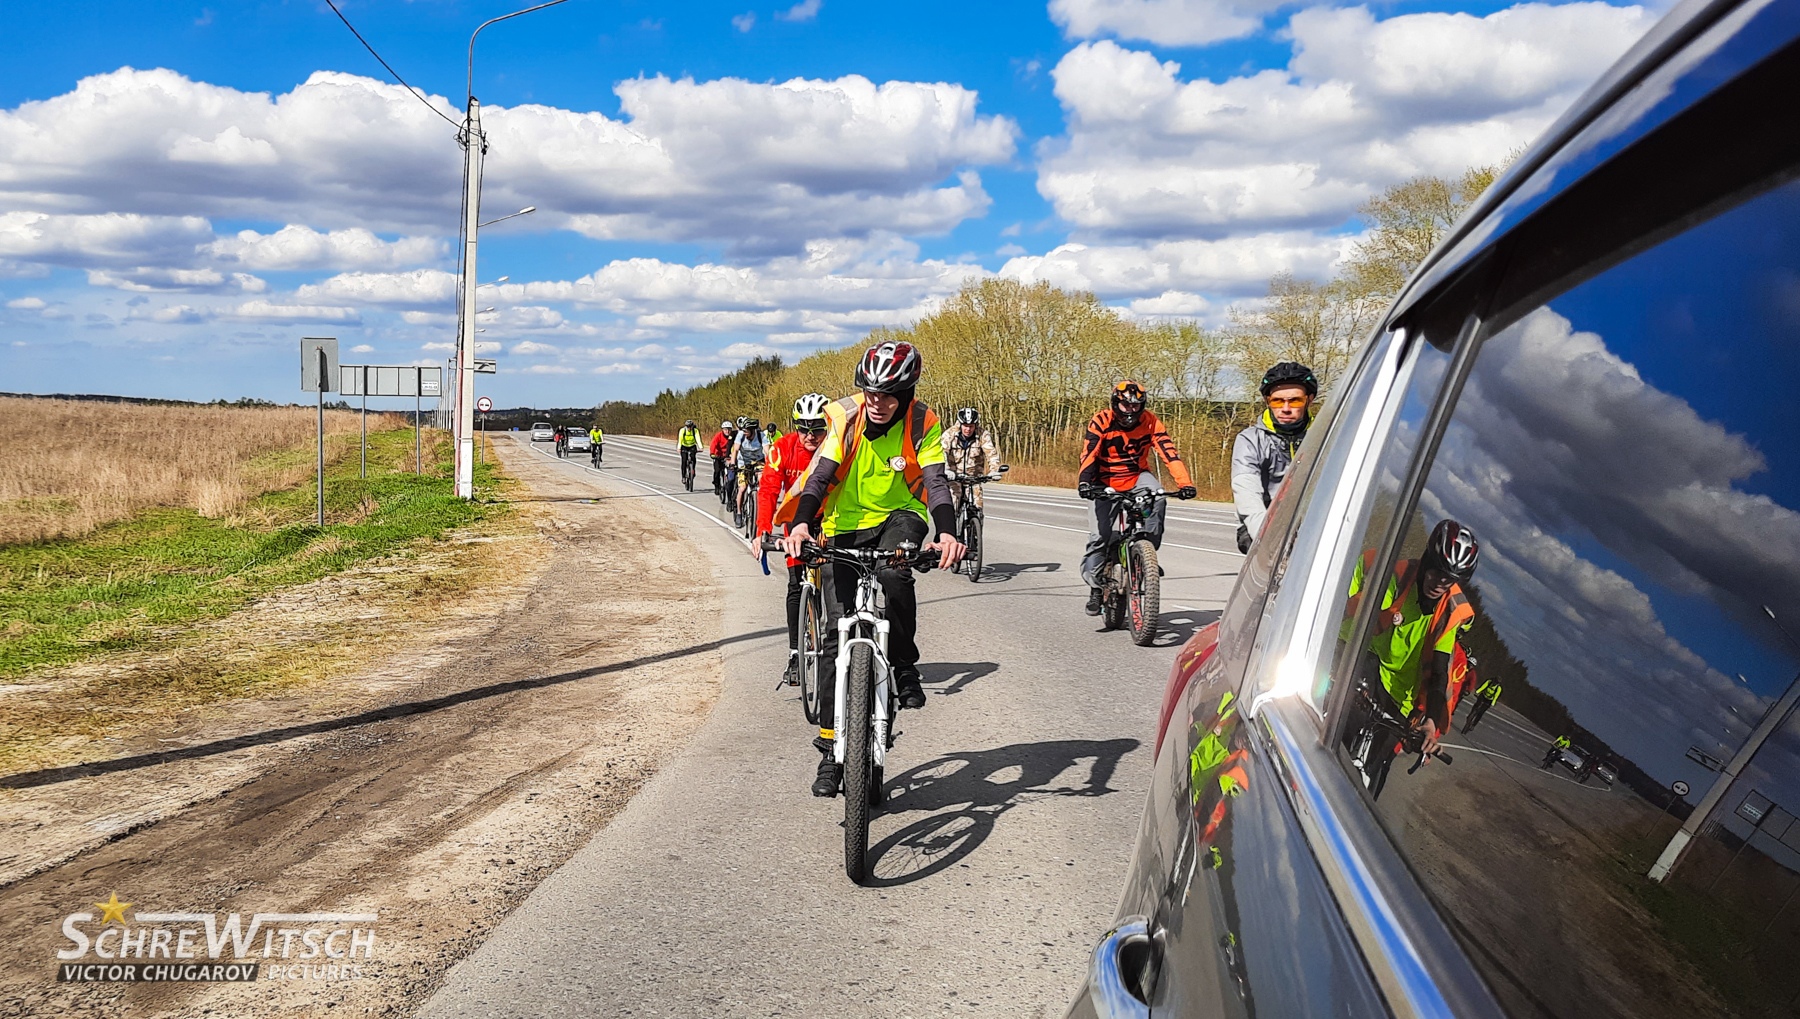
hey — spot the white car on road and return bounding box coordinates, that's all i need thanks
[530,421,554,442]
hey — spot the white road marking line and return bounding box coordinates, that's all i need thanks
[983,514,1244,558]
[523,441,752,548]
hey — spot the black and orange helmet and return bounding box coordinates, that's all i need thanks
[1111,380,1147,419]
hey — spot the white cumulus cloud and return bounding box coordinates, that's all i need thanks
[1049,0,1293,47]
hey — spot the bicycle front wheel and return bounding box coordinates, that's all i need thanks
[964,513,983,583]
[742,489,757,538]
[1127,538,1161,646]
[800,584,825,725]
[843,642,875,884]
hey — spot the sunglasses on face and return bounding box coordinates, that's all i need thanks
[798,424,828,435]
[1267,396,1310,409]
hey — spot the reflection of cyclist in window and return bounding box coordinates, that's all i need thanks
[1341,519,1480,775]
[1462,661,1501,734]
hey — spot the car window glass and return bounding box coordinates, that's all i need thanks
[1295,327,1459,715]
[1334,179,1800,1018]
[1240,327,1430,716]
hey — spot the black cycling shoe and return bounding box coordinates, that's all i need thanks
[1085,588,1103,616]
[896,668,926,710]
[782,652,800,688]
[812,755,842,797]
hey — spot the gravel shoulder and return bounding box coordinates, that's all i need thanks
[0,440,724,1018]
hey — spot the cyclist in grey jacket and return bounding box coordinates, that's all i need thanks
[1231,362,1317,553]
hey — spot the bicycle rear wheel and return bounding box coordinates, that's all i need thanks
[964,513,983,583]
[742,488,757,538]
[843,642,876,884]
[1127,538,1161,646]
[800,584,825,725]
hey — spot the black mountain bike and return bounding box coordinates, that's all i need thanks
[1094,488,1168,646]
[948,465,1006,583]
[680,447,697,491]
[1345,683,1453,800]
[783,538,940,884]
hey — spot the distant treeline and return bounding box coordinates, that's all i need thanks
[595,166,1503,496]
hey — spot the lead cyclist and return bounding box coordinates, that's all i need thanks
[779,340,965,797]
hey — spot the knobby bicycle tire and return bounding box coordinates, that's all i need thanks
[1128,539,1160,646]
[965,513,983,583]
[843,642,876,884]
[800,584,825,725]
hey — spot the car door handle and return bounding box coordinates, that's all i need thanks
[1087,918,1154,1019]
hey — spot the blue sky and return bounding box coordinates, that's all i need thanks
[0,0,1662,407]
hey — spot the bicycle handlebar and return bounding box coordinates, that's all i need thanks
[760,534,942,572]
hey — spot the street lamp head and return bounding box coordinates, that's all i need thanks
[518,206,536,216]
[1766,605,1779,620]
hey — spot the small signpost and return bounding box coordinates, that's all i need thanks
[477,396,493,466]
[300,338,339,526]
[1672,780,1690,797]
[473,359,497,374]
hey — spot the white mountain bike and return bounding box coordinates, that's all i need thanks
[774,536,941,883]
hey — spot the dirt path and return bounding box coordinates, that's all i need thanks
[0,442,722,1018]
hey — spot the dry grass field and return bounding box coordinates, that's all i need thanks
[0,396,407,544]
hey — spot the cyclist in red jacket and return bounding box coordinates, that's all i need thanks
[757,394,833,686]
[708,420,736,497]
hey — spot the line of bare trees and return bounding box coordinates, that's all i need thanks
[597,165,1501,497]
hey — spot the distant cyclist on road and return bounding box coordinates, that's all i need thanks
[756,394,832,687]
[732,418,767,522]
[589,423,604,465]
[1077,380,1197,617]
[1232,362,1317,554]
[778,340,966,797]
[710,420,736,495]
[723,416,751,502]
[1463,666,1501,734]
[942,407,1001,512]
[764,420,782,445]
[1340,519,1480,772]
[676,419,702,480]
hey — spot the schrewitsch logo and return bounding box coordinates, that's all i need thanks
[54,893,378,983]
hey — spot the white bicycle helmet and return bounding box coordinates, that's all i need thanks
[793,393,831,427]
[722,419,735,431]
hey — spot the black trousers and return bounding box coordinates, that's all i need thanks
[786,562,805,650]
[816,512,928,735]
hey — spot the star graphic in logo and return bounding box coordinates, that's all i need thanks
[94,892,131,925]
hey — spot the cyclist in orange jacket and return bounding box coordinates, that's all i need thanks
[1077,380,1197,616]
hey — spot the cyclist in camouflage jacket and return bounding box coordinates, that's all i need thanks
[941,408,1001,509]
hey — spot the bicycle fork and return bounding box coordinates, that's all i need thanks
[832,613,893,768]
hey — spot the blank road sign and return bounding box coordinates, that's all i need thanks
[340,365,444,397]
[301,338,339,392]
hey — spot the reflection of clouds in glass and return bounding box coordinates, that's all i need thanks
[1422,306,1792,780]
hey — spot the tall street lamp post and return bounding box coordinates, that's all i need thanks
[452,0,572,500]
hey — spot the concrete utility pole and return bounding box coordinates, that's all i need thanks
[453,96,485,501]
[1650,666,1800,882]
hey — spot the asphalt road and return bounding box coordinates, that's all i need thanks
[420,434,1244,1019]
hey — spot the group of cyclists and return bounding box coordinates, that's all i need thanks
[648,340,1496,799]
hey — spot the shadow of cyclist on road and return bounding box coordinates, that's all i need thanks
[866,737,1138,886]
[917,661,1000,698]
[977,561,1062,583]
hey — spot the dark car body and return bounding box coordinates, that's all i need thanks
[1067,2,1800,1017]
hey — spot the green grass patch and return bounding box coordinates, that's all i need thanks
[0,427,508,680]
[1612,855,1798,1015]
